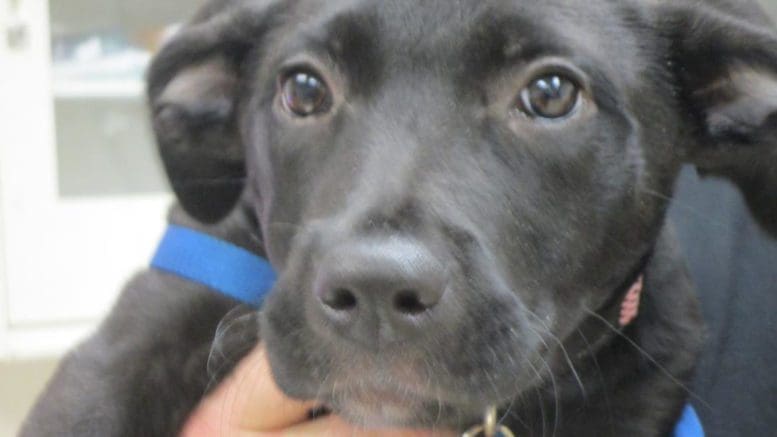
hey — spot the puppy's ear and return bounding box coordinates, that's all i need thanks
[664,5,777,234]
[147,1,281,223]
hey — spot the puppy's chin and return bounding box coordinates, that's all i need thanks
[333,397,425,428]
[321,386,481,430]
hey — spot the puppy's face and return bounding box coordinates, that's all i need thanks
[253,0,677,426]
[149,0,777,428]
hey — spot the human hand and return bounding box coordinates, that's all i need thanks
[180,345,456,437]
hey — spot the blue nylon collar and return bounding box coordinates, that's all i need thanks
[675,405,704,437]
[151,225,276,307]
[149,225,703,436]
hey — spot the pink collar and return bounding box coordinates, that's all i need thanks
[619,275,644,327]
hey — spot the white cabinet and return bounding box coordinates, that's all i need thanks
[0,0,203,360]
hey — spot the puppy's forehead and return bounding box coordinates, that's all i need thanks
[280,0,645,82]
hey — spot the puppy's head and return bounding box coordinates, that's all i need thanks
[148,0,777,428]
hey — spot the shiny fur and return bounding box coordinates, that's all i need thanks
[21,1,777,436]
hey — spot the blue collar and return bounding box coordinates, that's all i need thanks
[149,225,703,437]
[151,225,276,307]
[675,405,705,437]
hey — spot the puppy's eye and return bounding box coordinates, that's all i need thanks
[519,74,580,119]
[281,71,330,116]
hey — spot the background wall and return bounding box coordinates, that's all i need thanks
[0,0,202,433]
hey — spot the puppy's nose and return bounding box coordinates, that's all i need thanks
[314,238,447,345]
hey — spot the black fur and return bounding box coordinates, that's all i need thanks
[20,0,777,436]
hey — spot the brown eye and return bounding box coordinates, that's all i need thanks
[519,74,580,119]
[281,71,330,116]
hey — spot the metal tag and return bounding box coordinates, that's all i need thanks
[462,406,515,437]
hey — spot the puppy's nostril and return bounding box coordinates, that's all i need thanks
[393,290,429,315]
[324,288,358,311]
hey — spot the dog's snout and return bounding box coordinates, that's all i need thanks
[314,238,447,344]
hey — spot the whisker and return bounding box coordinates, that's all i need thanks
[206,307,258,390]
[418,355,445,428]
[575,327,616,435]
[503,316,562,437]
[499,357,531,433]
[527,360,549,437]
[484,345,505,400]
[519,360,541,435]
[523,310,587,401]
[312,362,334,409]
[582,307,712,411]
[521,347,561,437]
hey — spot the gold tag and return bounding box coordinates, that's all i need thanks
[461,406,515,437]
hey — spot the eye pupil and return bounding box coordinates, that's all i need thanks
[282,71,329,116]
[522,74,579,119]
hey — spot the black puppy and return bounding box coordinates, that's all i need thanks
[21,0,777,436]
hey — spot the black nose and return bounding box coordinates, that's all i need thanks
[313,238,447,345]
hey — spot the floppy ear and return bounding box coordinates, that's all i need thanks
[147,1,282,223]
[663,4,777,235]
